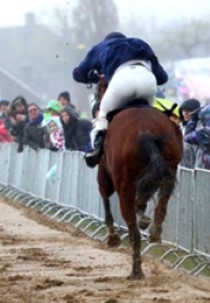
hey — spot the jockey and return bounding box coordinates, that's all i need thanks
[72,32,168,167]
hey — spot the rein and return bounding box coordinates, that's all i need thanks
[95,78,107,103]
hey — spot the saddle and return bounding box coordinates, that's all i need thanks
[106,99,178,123]
[106,98,150,122]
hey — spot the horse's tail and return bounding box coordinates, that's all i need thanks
[136,133,174,200]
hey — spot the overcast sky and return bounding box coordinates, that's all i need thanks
[0,0,210,28]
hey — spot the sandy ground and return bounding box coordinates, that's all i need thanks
[0,197,209,303]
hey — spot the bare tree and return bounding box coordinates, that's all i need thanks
[71,0,119,49]
[69,0,120,113]
[145,18,210,61]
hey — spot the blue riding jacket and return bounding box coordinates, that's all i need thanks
[72,37,168,85]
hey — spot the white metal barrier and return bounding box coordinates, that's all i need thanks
[0,142,209,258]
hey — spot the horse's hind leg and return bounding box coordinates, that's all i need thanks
[149,176,176,243]
[98,160,121,247]
[103,198,121,247]
[136,196,151,230]
[119,187,144,279]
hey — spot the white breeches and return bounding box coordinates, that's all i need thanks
[90,64,157,148]
[99,64,157,118]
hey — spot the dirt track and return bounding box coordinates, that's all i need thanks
[0,197,210,303]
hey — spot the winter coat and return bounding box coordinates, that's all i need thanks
[184,104,210,169]
[180,123,202,169]
[23,113,47,150]
[8,96,28,152]
[0,113,12,131]
[179,99,202,169]
[60,107,92,152]
[46,117,65,151]
[0,120,13,142]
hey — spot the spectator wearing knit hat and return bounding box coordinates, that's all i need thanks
[179,98,202,168]
[24,103,47,151]
[8,95,28,152]
[60,106,92,152]
[57,91,79,117]
[57,91,71,107]
[184,102,210,170]
[42,99,62,127]
[46,99,62,115]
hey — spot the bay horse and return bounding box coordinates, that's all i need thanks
[94,78,183,279]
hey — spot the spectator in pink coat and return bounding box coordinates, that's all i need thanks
[0,120,13,142]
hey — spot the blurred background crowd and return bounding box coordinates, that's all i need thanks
[1,0,210,170]
[1,90,210,172]
[0,92,92,153]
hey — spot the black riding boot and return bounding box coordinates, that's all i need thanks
[84,130,106,168]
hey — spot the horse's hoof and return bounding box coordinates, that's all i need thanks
[127,270,145,280]
[148,235,161,243]
[107,233,121,247]
[148,224,162,243]
[138,215,151,230]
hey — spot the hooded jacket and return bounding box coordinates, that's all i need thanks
[60,106,92,152]
[8,96,28,152]
[73,35,168,85]
[23,112,46,150]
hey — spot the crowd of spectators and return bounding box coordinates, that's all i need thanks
[1,90,210,171]
[0,91,92,154]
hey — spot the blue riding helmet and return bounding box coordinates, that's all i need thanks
[104,31,126,40]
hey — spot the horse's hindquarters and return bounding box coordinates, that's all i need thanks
[100,107,183,278]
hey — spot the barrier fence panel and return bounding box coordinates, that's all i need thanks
[8,143,20,186]
[176,168,194,252]
[0,143,10,184]
[76,153,98,214]
[76,153,91,211]
[109,193,126,228]
[68,152,81,207]
[21,147,36,193]
[12,149,24,190]
[33,149,50,198]
[162,187,179,245]
[0,143,210,257]
[86,167,101,218]
[195,169,210,255]
[76,154,100,216]
[55,151,70,205]
[45,151,58,201]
